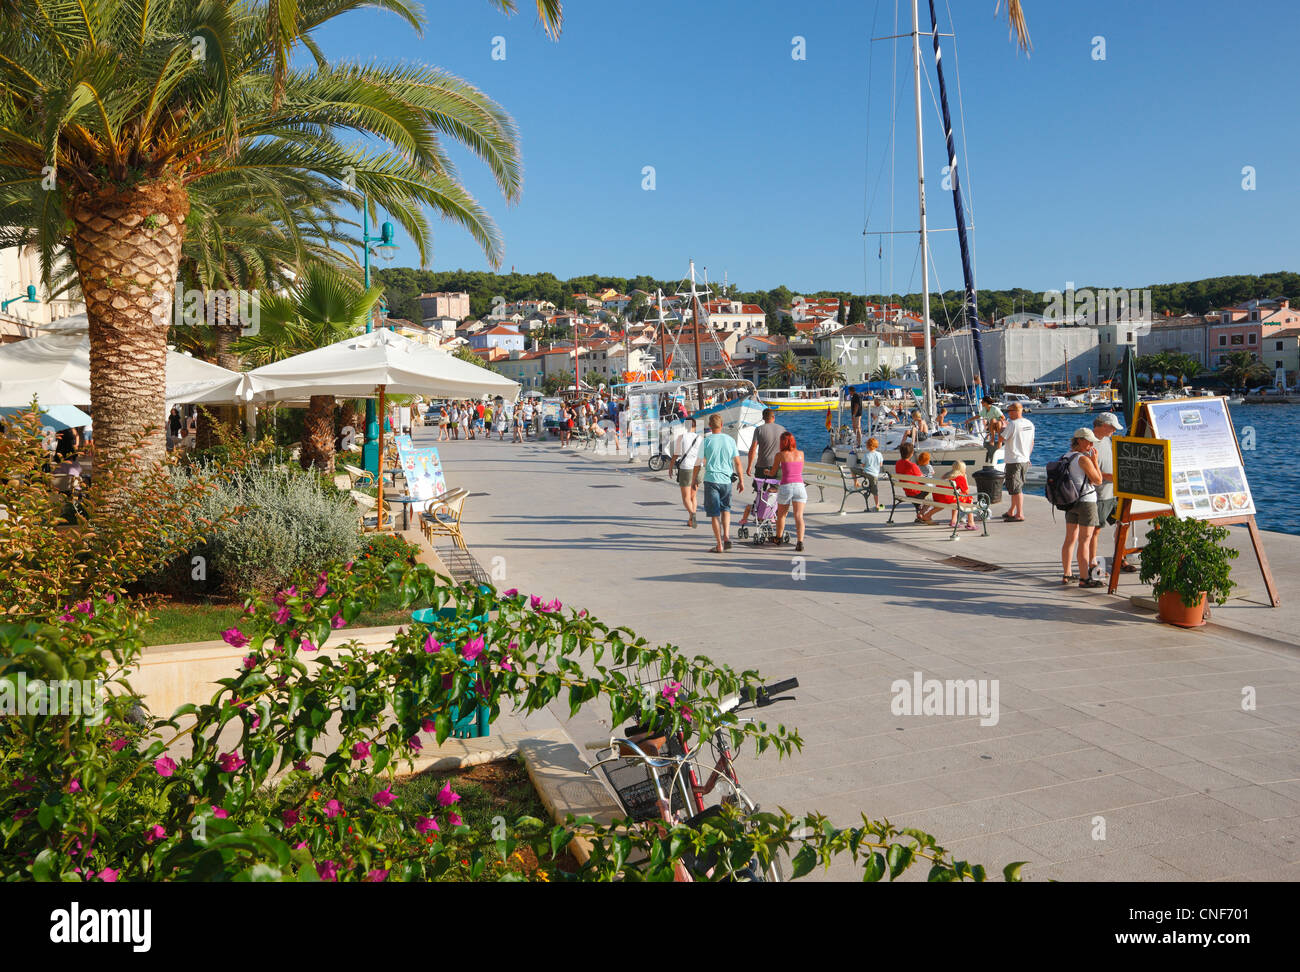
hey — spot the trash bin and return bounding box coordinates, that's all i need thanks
[972,465,1003,505]
[412,607,492,738]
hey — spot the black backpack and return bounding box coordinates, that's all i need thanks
[1044,452,1086,511]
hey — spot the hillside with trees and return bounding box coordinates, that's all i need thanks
[374,268,1300,334]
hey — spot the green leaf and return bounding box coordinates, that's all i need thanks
[1003,861,1027,883]
[790,843,818,880]
[862,851,886,882]
[886,843,913,879]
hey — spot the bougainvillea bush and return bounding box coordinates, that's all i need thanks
[0,553,1021,882]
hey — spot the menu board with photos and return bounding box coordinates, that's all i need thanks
[626,393,659,455]
[394,438,448,511]
[1144,398,1254,521]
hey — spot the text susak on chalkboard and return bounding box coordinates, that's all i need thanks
[1113,436,1171,504]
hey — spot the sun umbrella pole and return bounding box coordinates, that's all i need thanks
[376,383,386,532]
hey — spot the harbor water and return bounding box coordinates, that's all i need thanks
[772,403,1297,536]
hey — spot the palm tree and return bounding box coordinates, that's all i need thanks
[0,0,554,483]
[235,262,383,471]
[1179,356,1205,385]
[772,349,801,385]
[1218,351,1270,392]
[870,363,898,382]
[804,356,845,388]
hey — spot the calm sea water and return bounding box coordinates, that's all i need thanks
[774,403,1297,536]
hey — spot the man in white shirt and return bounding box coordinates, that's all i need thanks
[521,401,535,438]
[671,418,702,528]
[999,401,1034,521]
[1089,412,1126,575]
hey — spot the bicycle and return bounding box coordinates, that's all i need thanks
[587,675,799,882]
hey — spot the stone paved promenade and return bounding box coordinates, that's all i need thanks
[415,428,1300,881]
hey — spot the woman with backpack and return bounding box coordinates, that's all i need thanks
[1055,428,1105,588]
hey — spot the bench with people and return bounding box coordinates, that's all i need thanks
[884,442,990,539]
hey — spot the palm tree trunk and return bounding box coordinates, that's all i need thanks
[70,179,188,476]
[212,310,244,435]
[302,394,336,471]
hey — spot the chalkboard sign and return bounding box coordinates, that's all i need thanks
[1112,435,1172,505]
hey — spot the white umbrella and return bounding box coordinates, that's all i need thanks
[0,315,250,407]
[244,328,520,527]
[244,328,520,403]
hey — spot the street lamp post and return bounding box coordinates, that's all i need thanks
[361,202,398,474]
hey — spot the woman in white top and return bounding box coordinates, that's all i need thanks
[1060,428,1105,588]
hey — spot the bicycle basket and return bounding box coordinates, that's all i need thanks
[600,758,680,823]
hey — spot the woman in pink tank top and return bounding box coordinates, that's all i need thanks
[768,432,807,552]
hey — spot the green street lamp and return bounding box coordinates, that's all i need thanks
[1,284,39,313]
[361,204,398,473]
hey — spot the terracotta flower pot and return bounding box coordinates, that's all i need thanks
[1157,590,1207,628]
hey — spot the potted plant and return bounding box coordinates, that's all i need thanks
[1138,515,1238,627]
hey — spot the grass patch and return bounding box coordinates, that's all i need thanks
[142,594,426,646]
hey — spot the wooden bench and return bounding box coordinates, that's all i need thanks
[884,473,990,540]
[801,461,876,515]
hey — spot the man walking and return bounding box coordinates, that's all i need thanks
[1000,401,1034,522]
[746,408,786,481]
[693,413,744,552]
[1088,411,1126,577]
[672,418,702,528]
[850,390,864,448]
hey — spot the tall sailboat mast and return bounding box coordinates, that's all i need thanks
[927,0,987,396]
[656,289,668,381]
[910,0,936,421]
[689,260,705,412]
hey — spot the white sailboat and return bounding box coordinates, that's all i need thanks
[824,1,1001,472]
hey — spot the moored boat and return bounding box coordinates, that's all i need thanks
[757,385,839,412]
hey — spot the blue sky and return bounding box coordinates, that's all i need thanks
[315,0,1300,294]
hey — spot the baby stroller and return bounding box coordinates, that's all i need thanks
[737,477,787,545]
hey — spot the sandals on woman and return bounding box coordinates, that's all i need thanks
[1061,574,1077,584]
[1078,578,1105,589]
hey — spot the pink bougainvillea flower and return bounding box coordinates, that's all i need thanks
[423,633,441,654]
[416,816,439,834]
[67,781,80,793]
[282,809,300,826]
[680,706,693,723]
[314,581,329,598]
[74,600,93,616]
[299,635,317,653]
[462,636,485,662]
[449,812,463,827]
[251,714,261,730]
[109,737,128,752]
[351,741,370,761]
[105,593,115,604]
[217,752,245,773]
[222,628,250,649]
[272,606,291,625]
[331,613,346,630]
[421,718,435,734]
[365,869,389,882]
[660,681,682,703]
[436,782,461,807]
[579,609,588,618]
[295,841,308,849]
[293,760,309,771]
[13,808,33,820]
[407,735,423,752]
[529,595,543,610]
[59,613,75,622]
[502,588,517,596]
[316,860,339,882]
[242,655,256,669]
[372,788,396,808]
[345,560,355,571]
[98,867,119,882]
[212,807,229,819]
[324,799,342,819]
[154,756,177,778]
[144,824,166,843]
[500,659,514,673]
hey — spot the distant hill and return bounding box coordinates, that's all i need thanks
[374,267,1300,335]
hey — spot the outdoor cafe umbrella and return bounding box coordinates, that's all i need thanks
[244,328,521,528]
[0,315,251,408]
[1118,346,1140,432]
[0,403,91,431]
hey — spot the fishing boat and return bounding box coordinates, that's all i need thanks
[757,385,840,412]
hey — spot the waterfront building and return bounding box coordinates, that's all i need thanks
[932,322,1099,390]
[702,298,767,334]
[469,324,525,353]
[1264,328,1299,386]
[814,325,917,385]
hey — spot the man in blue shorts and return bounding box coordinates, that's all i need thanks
[691,413,744,553]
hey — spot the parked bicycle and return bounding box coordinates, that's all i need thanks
[587,674,799,881]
